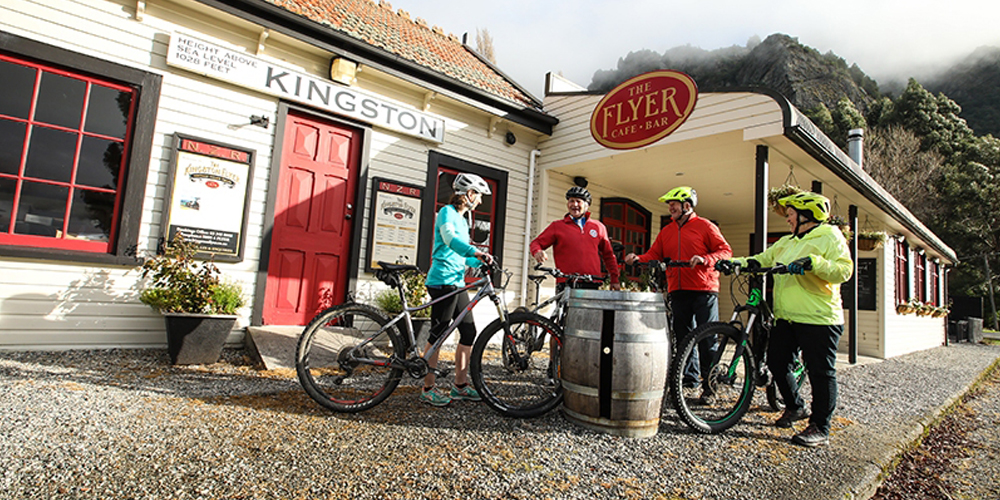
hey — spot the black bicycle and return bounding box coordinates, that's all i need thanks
[296,260,563,418]
[668,262,807,434]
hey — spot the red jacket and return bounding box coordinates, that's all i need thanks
[635,212,732,293]
[530,213,620,285]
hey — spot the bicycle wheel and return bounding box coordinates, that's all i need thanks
[766,353,808,411]
[296,303,405,413]
[471,311,563,418]
[669,322,755,434]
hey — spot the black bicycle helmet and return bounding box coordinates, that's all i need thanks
[566,186,592,204]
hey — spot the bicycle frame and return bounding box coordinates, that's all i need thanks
[350,264,514,376]
[714,269,778,386]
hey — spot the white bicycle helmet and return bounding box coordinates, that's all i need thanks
[452,173,491,195]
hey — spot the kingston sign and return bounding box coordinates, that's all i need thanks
[166,33,445,143]
[590,70,698,150]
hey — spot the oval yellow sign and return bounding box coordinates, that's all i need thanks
[589,70,698,150]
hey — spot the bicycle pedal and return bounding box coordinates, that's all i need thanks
[433,368,451,378]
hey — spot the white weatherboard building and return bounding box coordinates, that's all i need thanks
[0,0,953,360]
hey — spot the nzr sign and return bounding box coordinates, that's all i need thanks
[590,70,697,150]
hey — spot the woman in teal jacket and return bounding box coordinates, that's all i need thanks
[419,173,494,407]
[717,192,852,447]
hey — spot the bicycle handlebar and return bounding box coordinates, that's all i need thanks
[632,259,693,270]
[532,264,600,283]
[725,263,791,276]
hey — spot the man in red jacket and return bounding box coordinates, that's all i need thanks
[530,186,621,292]
[624,186,732,402]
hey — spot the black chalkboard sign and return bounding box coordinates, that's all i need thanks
[843,258,876,311]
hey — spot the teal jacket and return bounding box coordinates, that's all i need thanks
[426,204,481,287]
[734,224,853,325]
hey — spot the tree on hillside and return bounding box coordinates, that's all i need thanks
[877,79,975,156]
[805,98,867,149]
[476,28,496,65]
[864,125,944,225]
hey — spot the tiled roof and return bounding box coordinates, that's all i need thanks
[263,0,539,108]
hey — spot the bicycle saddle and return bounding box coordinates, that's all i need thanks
[376,262,421,273]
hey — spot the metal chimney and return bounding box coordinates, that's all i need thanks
[847,128,864,170]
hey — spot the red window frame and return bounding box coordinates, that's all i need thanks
[915,252,927,303]
[929,260,940,306]
[0,54,136,253]
[894,239,910,304]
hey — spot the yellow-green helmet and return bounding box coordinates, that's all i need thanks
[658,186,697,207]
[778,192,830,223]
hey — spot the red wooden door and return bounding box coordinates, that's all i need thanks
[263,111,360,324]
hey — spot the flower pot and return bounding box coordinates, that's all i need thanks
[164,313,237,365]
[857,238,882,251]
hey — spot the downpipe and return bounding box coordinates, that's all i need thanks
[520,149,540,307]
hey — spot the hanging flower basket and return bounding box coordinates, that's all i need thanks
[930,307,950,318]
[895,303,916,315]
[826,215,853,242]
[767,184,803,217]
[857,230,887,251]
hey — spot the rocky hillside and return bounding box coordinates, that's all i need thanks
[924,46,1000,138]
[589,34,880,118]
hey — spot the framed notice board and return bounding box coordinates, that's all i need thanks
[162,134,255,262]
[843,258,876,311]
[365,178,424,272]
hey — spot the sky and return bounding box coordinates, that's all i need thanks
[384,0,1000,99]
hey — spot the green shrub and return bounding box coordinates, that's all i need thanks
[138,234,246,315]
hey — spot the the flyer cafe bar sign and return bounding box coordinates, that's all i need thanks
[590,70,698,150]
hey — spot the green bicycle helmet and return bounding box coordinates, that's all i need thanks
[778,192,830,223]
[658,186,698,207]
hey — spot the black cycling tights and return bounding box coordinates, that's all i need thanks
[426,285,477,346]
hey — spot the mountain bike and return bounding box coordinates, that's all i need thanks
[668,262,807,434]
[296,260,563,418]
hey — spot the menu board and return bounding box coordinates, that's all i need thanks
[843,258,876,311]
[163,134,254,262]
[366,178,423,271]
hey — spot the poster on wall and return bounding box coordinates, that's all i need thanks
[366,178,423,272]
[163,134,255,262]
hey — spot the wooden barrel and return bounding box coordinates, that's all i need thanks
[561,289,669,438]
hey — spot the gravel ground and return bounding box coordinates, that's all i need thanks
[1,342,998,500]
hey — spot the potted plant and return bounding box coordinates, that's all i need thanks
[857,230,888,251]
[138,233,246,365]
[373,269,431,345]
[826,214,853,242]
[896,298,920,315]
[767,184,803,217]
[931,306,950,318]
[916,302,936,317]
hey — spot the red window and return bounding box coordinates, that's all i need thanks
[894,239,909,304]
[0,55,135,253]
[601,198,650,279]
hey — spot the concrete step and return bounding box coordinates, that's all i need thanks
[244,326,303,371]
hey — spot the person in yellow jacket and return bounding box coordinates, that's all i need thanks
[715,192,852,447]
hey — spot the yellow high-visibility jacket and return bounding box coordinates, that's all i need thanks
[734,224,853,325]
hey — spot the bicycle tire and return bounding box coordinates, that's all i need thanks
[296,303,404,413]
[669,322,755,434]
[765,354,808,411]
[470,311,563,418]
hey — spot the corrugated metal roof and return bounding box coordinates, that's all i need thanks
[263,0,539,108]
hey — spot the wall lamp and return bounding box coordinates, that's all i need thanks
[250,115,269,128]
